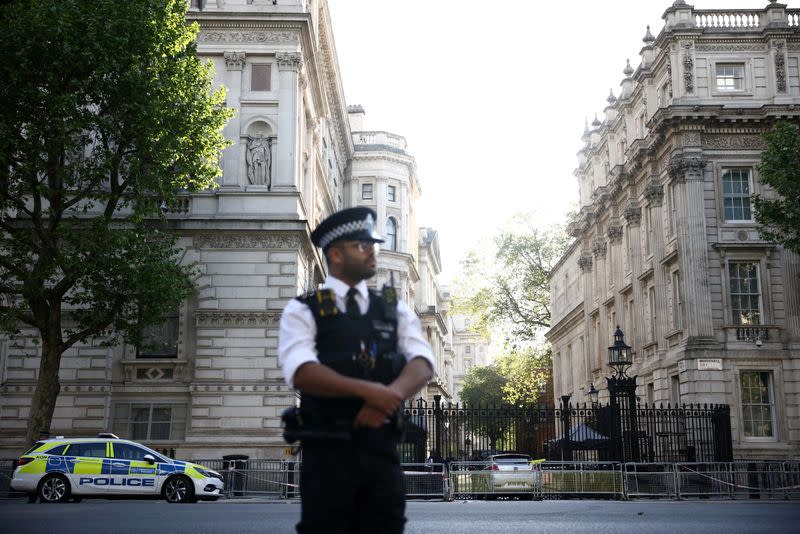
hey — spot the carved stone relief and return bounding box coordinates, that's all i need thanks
[624,204,642,226]
[682,132,701,147]
[195,311,281,328]
[223,51,246,70]
[199,31,300,45]
[607,223,624,243]
[773,41,787,93]
[695,43,767,52]
[644,182,664,207]
[703,135,765,150]
[682,42,694,94]
[194,233,301,249]
[667,156,707,181]
[276,51,303,72]
[592,238,608,259]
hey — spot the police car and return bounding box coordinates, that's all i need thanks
[10,434,224,503]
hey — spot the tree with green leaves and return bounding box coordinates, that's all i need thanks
[452,213,570,351]
[460,365,509,450]
[753,121,800,254]
[0,0,232,444]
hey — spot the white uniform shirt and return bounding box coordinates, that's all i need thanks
[278,275,435,388]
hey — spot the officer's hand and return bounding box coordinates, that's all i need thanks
[362,382,403,416]
[353,405,389,429]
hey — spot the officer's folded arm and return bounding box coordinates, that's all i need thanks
[293,357,432,427]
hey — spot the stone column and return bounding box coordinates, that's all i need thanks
[593,236,609,373]
[376,176,388,237]
[668,157,714,340]
[274,52,303,191]
[578,248,594,378]
[645,180,668,351]
[608,219,625,323]
[782,248,800,345]
[624,203,646,353]
[222,51,246,188]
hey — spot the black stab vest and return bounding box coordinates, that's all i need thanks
[297,288,399,428]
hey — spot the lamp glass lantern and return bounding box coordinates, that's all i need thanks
[608,325,633,376]
[587,383,599,405]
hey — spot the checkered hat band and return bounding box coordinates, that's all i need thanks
[319,219,372,249]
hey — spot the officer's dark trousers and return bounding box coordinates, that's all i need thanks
[297,430,405,534]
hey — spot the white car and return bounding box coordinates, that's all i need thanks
[486,453,537,493]
[11,434,224,503]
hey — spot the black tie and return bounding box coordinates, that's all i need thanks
[346,288,360,318]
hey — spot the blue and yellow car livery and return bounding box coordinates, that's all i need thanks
[11,436,224,503]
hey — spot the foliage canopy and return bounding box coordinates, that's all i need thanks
[0,0,232,442]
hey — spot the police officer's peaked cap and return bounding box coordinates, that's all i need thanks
[311,207,384,251]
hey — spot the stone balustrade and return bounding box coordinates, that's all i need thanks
[352,130,407,151]
[694,11,761,29]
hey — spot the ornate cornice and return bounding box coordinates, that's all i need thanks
[223,51,246,70]
[667,156,707,181]
[195,311,282,328]
[275,51,303,72]
[194,233,301,249]
[577,253,593,273]
[644,182,664,207]
[703,134,765,150]
[623,203,642,226]
[607,223,624,243]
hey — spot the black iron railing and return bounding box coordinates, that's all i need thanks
[400,399,732,465]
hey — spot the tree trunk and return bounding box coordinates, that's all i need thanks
[24,323,63,446]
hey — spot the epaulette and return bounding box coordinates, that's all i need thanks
[298,289,339,318]
[375,286,398,322]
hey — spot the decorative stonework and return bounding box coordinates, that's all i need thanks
[592,238,608,259]
[223,51,246,70]
[623,204,642,226]
[665,57,673,99]
[703,135,765,150]
[607,223,624,243]
[275,51,303,72]
[773,41,787,93]
[577,253,593,273]
[667,156,707,181]
[195,311,282,328]
[194,233,301,249]
[682,42,694,93]
[696,43,766,52]
[644,182,664,207]
[682,132,701,146]
[199,31,300,45]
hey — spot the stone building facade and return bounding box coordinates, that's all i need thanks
[0,0,446,459]
[546,1,800,459]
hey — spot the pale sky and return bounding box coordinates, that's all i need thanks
[329,0,768,280]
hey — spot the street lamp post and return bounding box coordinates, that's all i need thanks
[606,326,640,462]
[560,394,572,461]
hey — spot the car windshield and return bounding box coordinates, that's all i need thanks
[134,443,170,463]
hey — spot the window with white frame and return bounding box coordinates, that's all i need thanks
[387,185,396,202]
[715,63,745,92]
[722,168,753,222]
[739,371,776,439]
[386,217,397,251]
[729,262,762,325]
[361,183,373,200]
[111,403,187,441]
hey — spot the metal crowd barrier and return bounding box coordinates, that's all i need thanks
[2,457,799,501]
[402,463,448,499]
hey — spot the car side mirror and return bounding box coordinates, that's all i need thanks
[143,454,155,464]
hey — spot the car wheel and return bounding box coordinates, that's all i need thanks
[163,475,196,504]
[38,474,71,503]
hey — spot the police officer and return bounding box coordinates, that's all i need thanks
[278,207,434,534]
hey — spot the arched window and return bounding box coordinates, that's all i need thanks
[386,217,397,251]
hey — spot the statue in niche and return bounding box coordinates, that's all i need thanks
[246,135,272,188]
